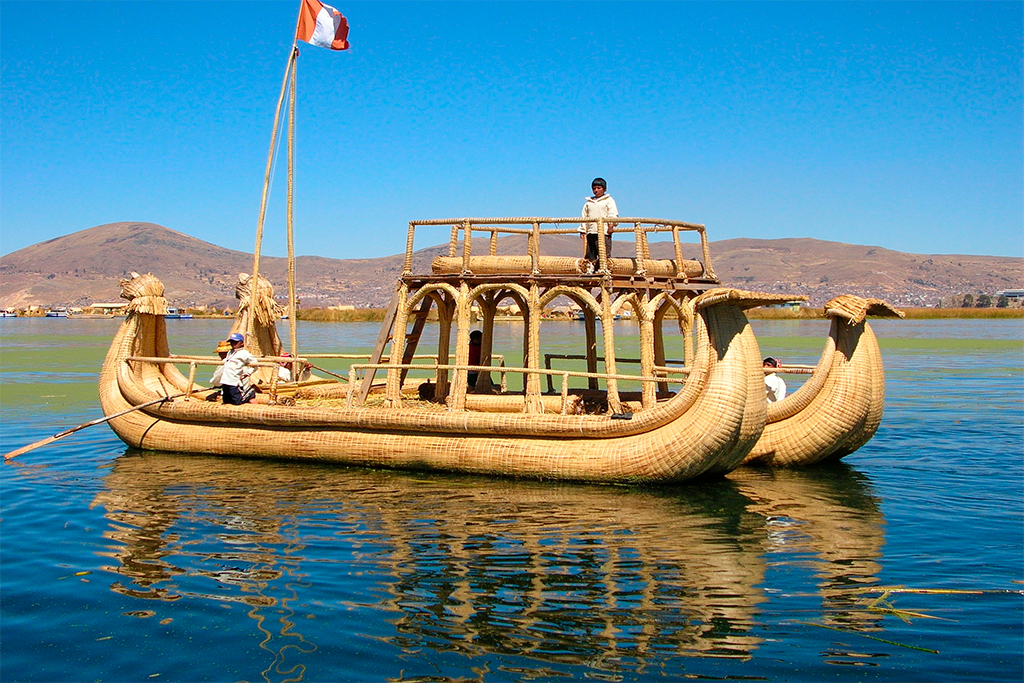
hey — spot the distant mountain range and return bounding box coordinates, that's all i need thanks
[1,221,1020,309]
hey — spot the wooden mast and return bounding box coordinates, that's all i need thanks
[286,49,299,363]
[249,2,306,365]
[248,47,297,346]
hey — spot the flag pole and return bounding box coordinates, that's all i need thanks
[249,46,295,344]
[248,0,305,346]
[286,0,304,367]
[286,47,299,366]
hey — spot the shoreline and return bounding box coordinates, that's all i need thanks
[5,308,1021,322]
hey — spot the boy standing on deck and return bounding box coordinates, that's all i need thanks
[579,177,618,272]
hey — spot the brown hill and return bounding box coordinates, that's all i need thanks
[1,221,1020,309]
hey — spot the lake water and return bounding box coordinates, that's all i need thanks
[1,317,1022,682]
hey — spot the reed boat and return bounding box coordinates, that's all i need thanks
[98,215,900,482]
[100,218,781,483]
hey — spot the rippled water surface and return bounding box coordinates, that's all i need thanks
[1,317,1022,682]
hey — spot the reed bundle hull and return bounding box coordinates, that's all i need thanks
[99,279,777,483]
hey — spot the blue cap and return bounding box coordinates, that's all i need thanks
[227,332,244,343]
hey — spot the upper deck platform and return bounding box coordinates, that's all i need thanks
[399,217,721,292]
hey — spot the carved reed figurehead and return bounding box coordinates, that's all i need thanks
[235,273,283,327]
[118,272,168,315]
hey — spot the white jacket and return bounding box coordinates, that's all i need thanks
[765,373,787,403]
[580,194,618,235]
[220,348,258,387]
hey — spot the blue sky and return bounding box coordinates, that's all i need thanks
[2,1,1021,260]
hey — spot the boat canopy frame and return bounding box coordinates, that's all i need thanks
[366,217,723,416]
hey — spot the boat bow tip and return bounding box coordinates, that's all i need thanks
[825,295,904,324]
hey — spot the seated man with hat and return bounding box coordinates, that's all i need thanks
[219,332,258,405]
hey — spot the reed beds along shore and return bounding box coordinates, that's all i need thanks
[289,306,1024,322]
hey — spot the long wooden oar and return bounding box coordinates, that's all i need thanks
[4,391,206,460]
[305,362,350,383]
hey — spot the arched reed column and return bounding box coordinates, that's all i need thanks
[383,284,410,408]
[636,293,657,409]
[680,297,695,367]
[475,291,499,393]
[434,293,455,401]
[524,283,544,413]
[584,306,599,390]
[653,304,669,395]
[446,282,473,411]
[600,285,623,414]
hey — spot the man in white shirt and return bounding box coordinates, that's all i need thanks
[220,332,258,405]
[276,351,311,383]
[763,357,787,403]
[580,177,618,271]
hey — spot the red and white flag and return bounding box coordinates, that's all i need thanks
[296,0,349,51]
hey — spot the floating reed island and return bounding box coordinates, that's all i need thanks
[99,216,902,483]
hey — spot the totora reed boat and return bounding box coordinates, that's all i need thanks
[96,18,903,483]
[98,215,902,483]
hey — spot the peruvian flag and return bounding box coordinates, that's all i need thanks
[296,0,350,51]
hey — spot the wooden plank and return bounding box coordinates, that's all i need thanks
[357,285,401,405]
[399,297,432,385]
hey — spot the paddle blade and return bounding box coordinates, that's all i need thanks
[4,435,62,460]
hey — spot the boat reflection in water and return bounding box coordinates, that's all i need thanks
[728,465,887,632]
[91,453,885,678]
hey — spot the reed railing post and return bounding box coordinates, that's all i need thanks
[403,222,417,276]
[185,361,197,400]
[633,222,647,277]
[448,223,459,258]
[597,218,609,274]
[698,226,715,279]
[347,367,357,408]
[673,226,685,278]
[489,230,498,256]
[529,222,541,275]
[560,372,570,414]
[268,363,280,403]
[461,220,473,275]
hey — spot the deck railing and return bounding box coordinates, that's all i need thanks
[542,353,688,394]
[403,217,716,280]
[125,354,813,413]
[345,362,690,414]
